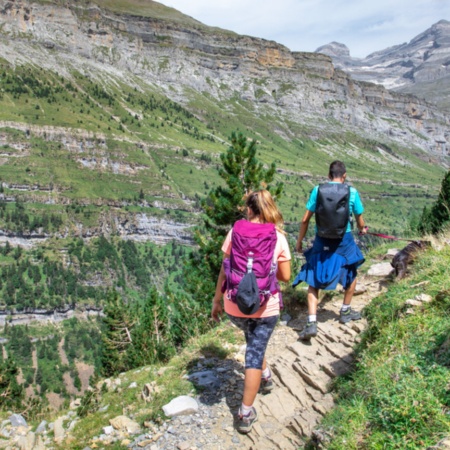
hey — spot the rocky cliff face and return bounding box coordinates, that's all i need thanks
[316,20,450,111]
[0,0,448,156]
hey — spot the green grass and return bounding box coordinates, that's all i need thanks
[68,321,242,449]
[313,238,450,449]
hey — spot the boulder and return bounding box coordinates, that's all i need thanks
[9,414,27,428]
[415,293,433,303]
[35,420,47,434]
[367,262,393,277]
[162,396,199,417]
[53,417,65,443]
[109,416,141,435]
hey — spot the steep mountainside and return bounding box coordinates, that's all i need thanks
[0,0,448,234]
[316,20,450,110]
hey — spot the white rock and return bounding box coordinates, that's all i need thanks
[405,299,422,306]
[162,396,199,417]
[9,414,27,428]
[353,283,367,295]
[67,419,78,432]
[35,420,47,434]
[367,262,394,277]
[415,293,433,303]
[103,425,114,435]
[69,398,81,409]
[53,417,65,443]
[11,431,36,450]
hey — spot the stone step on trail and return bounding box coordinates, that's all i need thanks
[244,310,368,449]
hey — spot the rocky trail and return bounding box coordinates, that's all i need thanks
[128,270,391,450]
[239,275,385,449]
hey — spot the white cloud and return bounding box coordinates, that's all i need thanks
[158,0,450,57]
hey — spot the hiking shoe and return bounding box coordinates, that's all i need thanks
[260,370,274,394]
[298,321,317,340]
[236,406,258,434]
[339,307,361,324]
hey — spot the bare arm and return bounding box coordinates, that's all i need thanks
[276,260,291,283]
[296,210,314,253]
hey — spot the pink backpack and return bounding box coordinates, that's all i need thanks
[222,220,280,314]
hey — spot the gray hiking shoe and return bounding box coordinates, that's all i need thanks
[339,307,361,324]
[298,321,317,340]
[260,370,274,394]
[236,406,258,434]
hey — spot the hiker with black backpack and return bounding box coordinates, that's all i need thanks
[211,189,291,434]
[293,160,367,340]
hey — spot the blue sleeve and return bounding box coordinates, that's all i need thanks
[306,186,318,212]
[351,188,364,215]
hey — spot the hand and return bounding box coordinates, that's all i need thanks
[211,300,223,323]
[295,241,303,253]
[359,226,368,235]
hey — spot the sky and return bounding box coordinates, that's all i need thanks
[156,0,450,58]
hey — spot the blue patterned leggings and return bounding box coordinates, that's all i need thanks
[227,314,278,370]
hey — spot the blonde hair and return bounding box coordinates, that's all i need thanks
[245,190,284,232]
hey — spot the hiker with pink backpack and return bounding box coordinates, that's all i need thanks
[211,189,291,434]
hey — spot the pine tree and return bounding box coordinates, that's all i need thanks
[418,170,450,234]
[100,291,135,377]
[0,357,23,409]
[184,131,283,307]
[127,287,176,368]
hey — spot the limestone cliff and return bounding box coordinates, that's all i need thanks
[0,0,448,156]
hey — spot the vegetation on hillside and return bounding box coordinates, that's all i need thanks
[310,236,450,449]
[0,59,445,231]
[0,235,188,311]
[417,169,450,235]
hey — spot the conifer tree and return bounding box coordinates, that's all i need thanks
[185,131,283,307]
[418,170,450,234]
[0,357,23,409]
[127,287,175,368]
[100,291,135,376]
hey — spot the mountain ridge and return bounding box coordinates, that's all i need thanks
[0,0,448,240]
[315,20,450,109]
[1,0,448,153]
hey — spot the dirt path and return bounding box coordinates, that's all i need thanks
[58,337,69,366]
[206,273,388,449]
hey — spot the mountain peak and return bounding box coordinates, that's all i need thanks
[314,20,450,109]
[315,41,351,58]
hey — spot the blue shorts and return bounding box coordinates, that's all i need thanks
[227,314,278,370]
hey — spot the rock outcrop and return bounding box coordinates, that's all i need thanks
[316,20,450,110]
[0,1,448,156]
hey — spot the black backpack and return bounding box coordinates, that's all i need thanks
[315,183,350,239]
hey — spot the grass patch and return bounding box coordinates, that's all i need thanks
[312,240,450,449]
